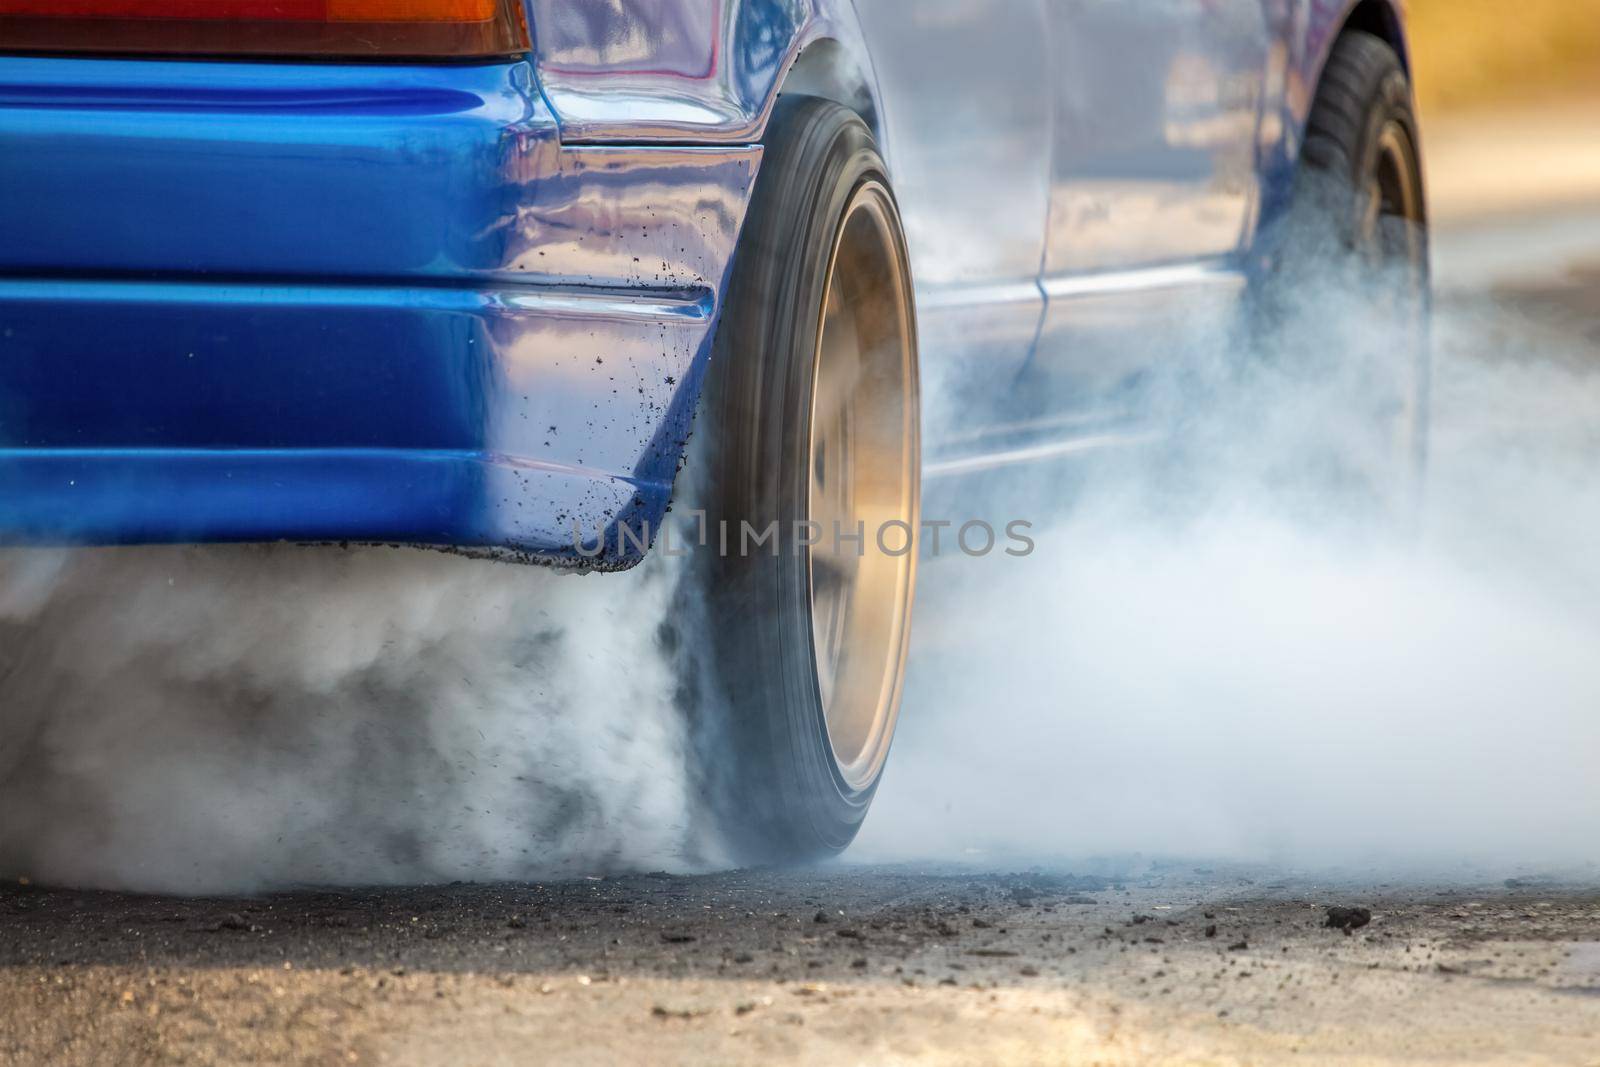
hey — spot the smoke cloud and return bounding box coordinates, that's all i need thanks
[1,220,1597,893]
[0,544,717,894]
[858,263,1600,875]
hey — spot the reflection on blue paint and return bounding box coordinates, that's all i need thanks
[0,0,1405,564]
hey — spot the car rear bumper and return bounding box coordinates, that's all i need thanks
[0,56,760,566]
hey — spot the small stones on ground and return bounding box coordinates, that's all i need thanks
[970,949,1018,958]
[1228,940,1249,951]
[835,928,863,940]
[732,952,754,964]
[972,918,993,928]
[506,916,526,930]
[813,910,830,924]
[1019,965,1039,977]
[1205,924,1218,938]
[652,1004,711,1020]
[660,932,697,944]
[1325,906,1373,934]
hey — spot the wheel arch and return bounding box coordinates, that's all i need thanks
[522,0,884,146]
[775,34,883,147]
[1338,0,1412,73]
[1300,0,1414,121]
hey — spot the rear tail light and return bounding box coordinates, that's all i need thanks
[0,0,529,58]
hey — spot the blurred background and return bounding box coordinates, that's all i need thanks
[1412,0,1600,227]
[1411,0,1600,115]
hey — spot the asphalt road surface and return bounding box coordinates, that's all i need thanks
[6,113,1600,1067]
[4,866,1600,1066]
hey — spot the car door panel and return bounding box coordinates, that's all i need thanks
[853,0,1054,445]
[1030,0,1271,416]
[1044,0,1271,274]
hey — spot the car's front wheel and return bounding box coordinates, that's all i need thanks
[691,96,920,864]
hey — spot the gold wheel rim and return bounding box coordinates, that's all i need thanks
[807,180,919,792]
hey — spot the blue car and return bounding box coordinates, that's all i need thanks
[0,0,1427,859]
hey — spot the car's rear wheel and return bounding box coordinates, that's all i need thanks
[691,97,919,864]
[1259,29,1430,507]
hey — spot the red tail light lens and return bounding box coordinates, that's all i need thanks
[0,0,529,57]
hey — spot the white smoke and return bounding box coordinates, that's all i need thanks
[0,543,716,894]
[3,212,1598,893]
[857,257,1600,874]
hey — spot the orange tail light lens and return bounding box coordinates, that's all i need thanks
[0,0,529,57]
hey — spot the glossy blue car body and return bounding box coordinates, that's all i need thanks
[0,0,1412,566]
